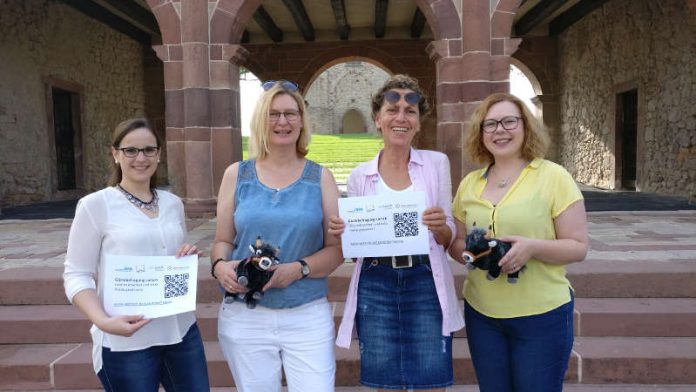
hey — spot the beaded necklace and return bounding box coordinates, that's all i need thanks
[116,184,159,212]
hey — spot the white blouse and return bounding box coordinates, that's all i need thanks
[63,187,195,373]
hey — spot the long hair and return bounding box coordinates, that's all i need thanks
[463,93,549,165]
[108,118,163,188]
[248,84,310,160]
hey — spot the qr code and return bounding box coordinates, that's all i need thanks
[393,211,419,237]
[164,273,189,298]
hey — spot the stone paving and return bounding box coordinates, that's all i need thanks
[1,211,695,271]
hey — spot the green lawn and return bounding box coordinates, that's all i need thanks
[242,134,384,184]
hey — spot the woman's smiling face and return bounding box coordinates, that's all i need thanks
[482,100,525,160]
[374,88,421,148]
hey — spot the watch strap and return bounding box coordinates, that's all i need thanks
[297,259,310,279]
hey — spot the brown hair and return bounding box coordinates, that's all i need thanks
[248,83,310,160]
[108,118,163,188]
[371,74,430,120]
[463,93,549,165]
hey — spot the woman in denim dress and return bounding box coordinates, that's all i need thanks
[331,75,464,391]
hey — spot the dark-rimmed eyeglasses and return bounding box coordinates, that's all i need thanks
[117,146,159,158]
[384,90,421,106]
[269,110,301,123]
[481,116,522,133]
[261,80,299,92]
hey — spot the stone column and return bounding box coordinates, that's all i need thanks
[427,39,466,186]
[153,0,246,217]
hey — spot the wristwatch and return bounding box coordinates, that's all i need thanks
[296,259,310,279]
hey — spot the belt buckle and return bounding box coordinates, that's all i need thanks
[392,255,412,269]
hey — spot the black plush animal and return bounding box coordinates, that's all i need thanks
[234,236,280,308]
[462,225,521,283]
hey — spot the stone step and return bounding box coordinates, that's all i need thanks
[4,297,696,344]
[3,259,696,305]
[13,387,696,392]
[2,338,696,389]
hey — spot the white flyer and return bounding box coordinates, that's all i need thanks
[102,254,198,319]
[338,191,429,258]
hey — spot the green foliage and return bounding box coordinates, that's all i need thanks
[241,134,383,183]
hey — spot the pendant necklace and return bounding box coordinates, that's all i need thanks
[492,161,528,189]
[116,184,159,211]
[496,176,511,188]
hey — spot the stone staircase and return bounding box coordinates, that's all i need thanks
[1,257,696,391]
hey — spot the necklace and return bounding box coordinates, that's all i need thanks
[116,184,159,211]
[496,176,511,188]
[491,161,528,188]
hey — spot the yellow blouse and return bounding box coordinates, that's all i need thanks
[452,158,583,318]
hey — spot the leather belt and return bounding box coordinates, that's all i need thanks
[365,254,430,269]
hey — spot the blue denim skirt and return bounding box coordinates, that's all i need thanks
[356,259,453,389]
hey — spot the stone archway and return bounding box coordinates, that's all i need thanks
[342,109,367,134]
[304,60,389,135]
[145,0,533,214]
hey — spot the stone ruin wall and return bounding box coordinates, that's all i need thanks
[558,0,696,198]
[305,62,389,135]
[0,0,149,206]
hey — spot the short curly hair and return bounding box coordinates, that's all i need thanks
[463,93,549,165]
[371,74,430,119]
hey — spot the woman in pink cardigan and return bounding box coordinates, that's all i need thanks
[330,75,464,391]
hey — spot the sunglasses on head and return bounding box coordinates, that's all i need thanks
[384,90,421,106]
[261,80,299,92]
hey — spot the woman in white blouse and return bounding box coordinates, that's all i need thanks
[63,118,209,391]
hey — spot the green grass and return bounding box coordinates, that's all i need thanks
[242,134,384,183]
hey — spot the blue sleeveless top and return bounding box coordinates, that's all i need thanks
[229,159,327,308]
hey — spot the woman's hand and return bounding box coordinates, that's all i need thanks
[214,259,248,294]
[96,315,151,337]
[176,243,202,258]
[422,207,452,246]
[262,262,303,291]
[497,235,537,274]
[328,215,346,237]
[422,207,447,231]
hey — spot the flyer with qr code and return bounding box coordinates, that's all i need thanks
[338,191,429,258]
[102,254,198,319]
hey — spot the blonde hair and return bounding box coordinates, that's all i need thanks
[248,83,310,160]
[463,93,549,165]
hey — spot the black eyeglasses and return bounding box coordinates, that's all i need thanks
[481,116,522,133]
[117,146,159,158]
[261,80,299,92]
[384,90,421,105]
[269,110,301,123]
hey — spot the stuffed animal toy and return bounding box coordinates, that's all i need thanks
[462,225,522,283]
[234,236,280,308]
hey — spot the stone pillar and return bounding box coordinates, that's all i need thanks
[153,0,246,217]
[427,39,466,187]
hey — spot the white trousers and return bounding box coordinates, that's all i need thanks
[218,298,336,392]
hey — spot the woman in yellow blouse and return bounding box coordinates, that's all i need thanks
[449,93,588,392]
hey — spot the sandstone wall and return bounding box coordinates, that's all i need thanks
[305,62,390,135]
[558,0,696,198]
[0,0,153,206]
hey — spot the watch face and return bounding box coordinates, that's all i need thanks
[301,264,310,276]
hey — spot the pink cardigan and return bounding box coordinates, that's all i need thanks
[335,148,465,348]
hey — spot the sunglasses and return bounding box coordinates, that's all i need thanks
[261,80,299,92]
[384,90,421,106]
